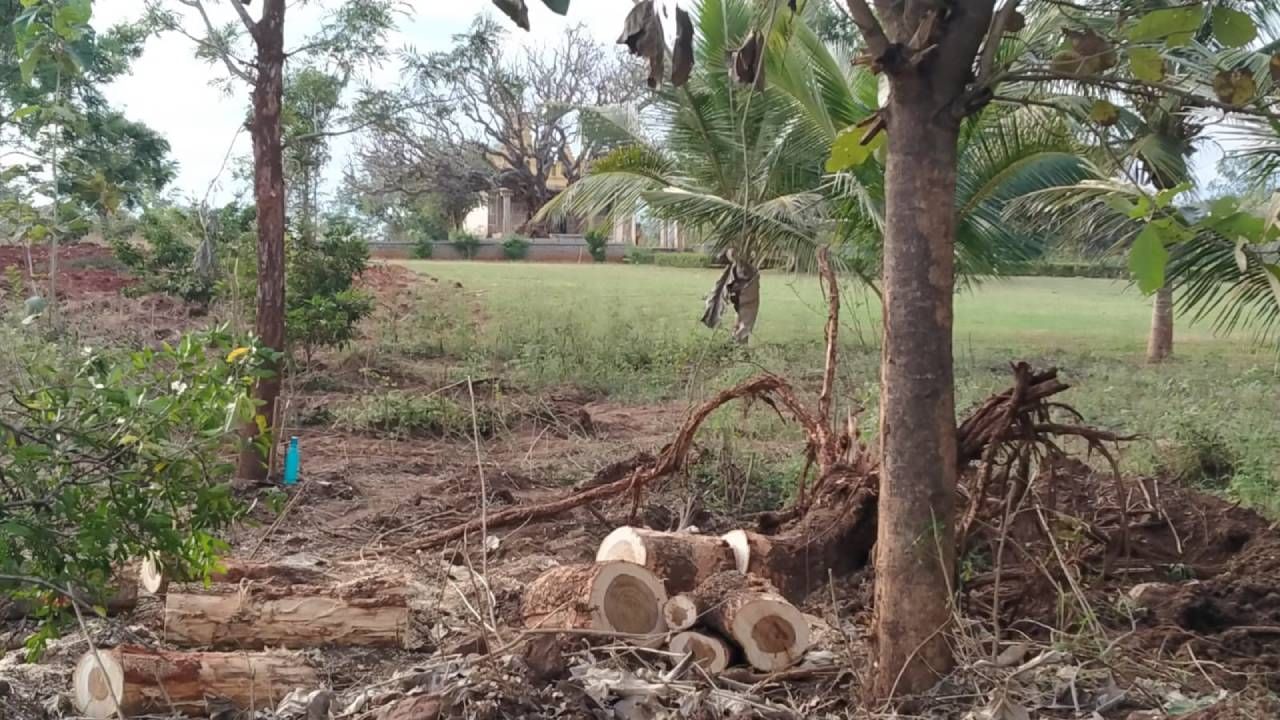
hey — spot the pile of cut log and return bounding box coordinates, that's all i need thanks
[71,558,411,719]
[522,526,812,674]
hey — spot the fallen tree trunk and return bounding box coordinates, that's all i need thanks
[670,631,732,674]
[725,479,878,602]
[596,526,737,595]
[164,578,410,649]
[691,571,808,672]
[72,645,318,719]
[663,594,698,632]
[521,561,667,636]
[141,556,329,595]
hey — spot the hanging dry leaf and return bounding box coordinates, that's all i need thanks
[672,7,695,88]
[1213,68,1256,106]
[733,31,765,90]
[1006,11,1026,33]
[491,0,530,31]
[618,1,665,89]
[1271,53,1280,83]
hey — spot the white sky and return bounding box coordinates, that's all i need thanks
[92,0,639,203]
[93,1,1227,202]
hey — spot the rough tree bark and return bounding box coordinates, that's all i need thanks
[237,0,289,482]
[1146,285,1174,363]
[851,0,997,700]
[874,87,962,699]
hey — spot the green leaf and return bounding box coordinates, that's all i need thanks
[1130,224,1169,294]
[540,0,569,14]
[19,48,42,85]
[1154,181,1190,209]
[10,105,41,121]
[1129,6,1205,47]
[1088,99,1119,126]
[1128,195,1152,220]
[1104,196,1136,217]
[1127,47,1165,83]
[825,125,884,173]
[1211,6,1256,48]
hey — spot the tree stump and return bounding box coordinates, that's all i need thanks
[691,571,808,672]
[521,561,667,635]
[596,526,738,594]
[72,645,317,719]
[163,577,410,649]
[669,631,732,674]
[662,594,698,632]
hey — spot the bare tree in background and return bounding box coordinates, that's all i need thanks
[370,16,642,235]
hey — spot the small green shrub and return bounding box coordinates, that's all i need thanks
[1160,424,1239,490]
[287,219,375,361]
[113,206,217,304]
[450,230,482,260]
[625,246,655,265]
[335,392,497,439]
[585,229,608,263]
[0,327,273,653]
[652,252,712,269]
[502,236,531,260]
[412,236,434,259]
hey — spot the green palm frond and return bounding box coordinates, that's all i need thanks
[1172,234,1280,340]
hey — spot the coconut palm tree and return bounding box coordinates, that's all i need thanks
[540,0,1088,342]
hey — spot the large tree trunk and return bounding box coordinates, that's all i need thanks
[872,86,962,698]
[1146,285,1174,363]
[238,0,289,483]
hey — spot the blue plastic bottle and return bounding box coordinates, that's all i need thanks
[283,436,300,486]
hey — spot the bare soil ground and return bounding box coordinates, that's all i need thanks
[1,257,1278,719]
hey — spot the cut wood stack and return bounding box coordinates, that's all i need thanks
[522,560,668,636]
[518,528,813,675]
[139,556,330,595]
[72,645,317,719]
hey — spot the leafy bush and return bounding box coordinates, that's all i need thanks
[0,327,273,651]
[625,246,656,265]
[502,236,530,261]
[585,229,608,263]
[1160,424,1239,490]
[334,392,497,439]
[112,207,217,304]
[411,236,434,259]
[287,218,375,361]
[450,230,482,260]
[652,251,712,269]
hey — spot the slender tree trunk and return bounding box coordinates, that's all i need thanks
[1146,285,1173,363]
[237,0,288,483]
[871,86,960,700]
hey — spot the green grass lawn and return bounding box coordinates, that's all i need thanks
[396,260,1280,515]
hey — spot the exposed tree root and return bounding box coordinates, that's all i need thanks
[404,249,1135,602]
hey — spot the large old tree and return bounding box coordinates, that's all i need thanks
[374,17,642,235]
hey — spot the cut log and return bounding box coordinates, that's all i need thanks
[663,594,698,632]
[164,578,409,649]
[691,571,808,672]
[72,645,318,719]
[722,479,877,601]
[596,526,738,595]
[141,556,329,596]
[522,561,667,635]
[669,631,731,674]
